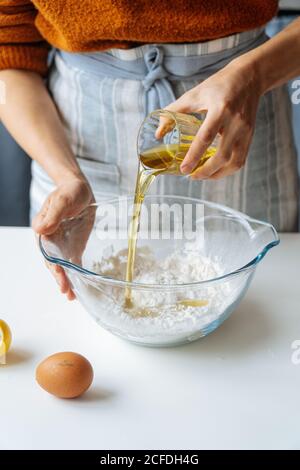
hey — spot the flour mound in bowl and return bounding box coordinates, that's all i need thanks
[87,243,237,344]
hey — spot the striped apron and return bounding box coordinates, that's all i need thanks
[30,27,299,231]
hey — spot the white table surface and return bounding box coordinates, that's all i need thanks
[0,228,299,450]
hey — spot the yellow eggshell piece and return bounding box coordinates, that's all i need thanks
[179,299,209,307]
[36,352,94,398]
[0,319,12,357]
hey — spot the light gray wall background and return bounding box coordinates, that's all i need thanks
[280,0,299,8]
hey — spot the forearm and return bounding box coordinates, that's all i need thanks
[0,69,84,185]
[232,17,300,94]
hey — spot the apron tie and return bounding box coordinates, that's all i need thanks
[142,47,168,90]
[142,46,176,112]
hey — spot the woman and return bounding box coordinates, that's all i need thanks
[0,1,299,299]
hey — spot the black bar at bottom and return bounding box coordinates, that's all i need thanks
[0,450,297,465]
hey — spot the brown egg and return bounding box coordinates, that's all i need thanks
[36,352,93,398]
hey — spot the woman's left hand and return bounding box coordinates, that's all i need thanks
[32,176,95,300]
[163,58,262,180]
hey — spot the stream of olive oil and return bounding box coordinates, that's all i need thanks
[124,142,216,310]
[124,166,158,309]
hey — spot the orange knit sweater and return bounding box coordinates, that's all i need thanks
[0,0,278,76]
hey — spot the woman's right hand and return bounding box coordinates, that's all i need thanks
[32,177,95,300]
[0,70,95,299]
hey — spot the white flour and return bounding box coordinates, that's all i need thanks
[89,244,235,345]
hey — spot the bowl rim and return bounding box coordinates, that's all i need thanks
[39,195,280,290]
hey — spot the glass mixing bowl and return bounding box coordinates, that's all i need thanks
[39,195,279,347]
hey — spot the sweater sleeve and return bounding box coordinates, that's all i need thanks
[0,0,50,76]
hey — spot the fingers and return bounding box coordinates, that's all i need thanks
[155,92,201,139]
[180,110,223,174]
[32,178,93,236]
[159,93,226,176]
[47,262,68,292]
[46,262,76,301]
[155,67,258,180]
[156,91,223,175]
[33,179,93,301]
[66,289,76,301]
[191,130,252,180]
[164,92,197,114]
[190,121,236,179]
[155,114,175,140]
[32,198,50,234]
[33,192,67,236]
[208,136,252,180]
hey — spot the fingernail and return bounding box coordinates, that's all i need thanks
[180,165,190,174]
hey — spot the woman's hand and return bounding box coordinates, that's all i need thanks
[164,16,300,180]
[32,177,94,300]
[0,70,97,300]
[162,58,262,180]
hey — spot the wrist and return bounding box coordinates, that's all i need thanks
[56,172,94,202]
[47,156,87,187]
[228,52,266,96]
[58,170,89,188]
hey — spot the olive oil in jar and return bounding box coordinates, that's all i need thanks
[139,142,216,174]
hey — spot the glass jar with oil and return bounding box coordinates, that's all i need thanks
[137,109,219,175]
[124,110,219,310]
